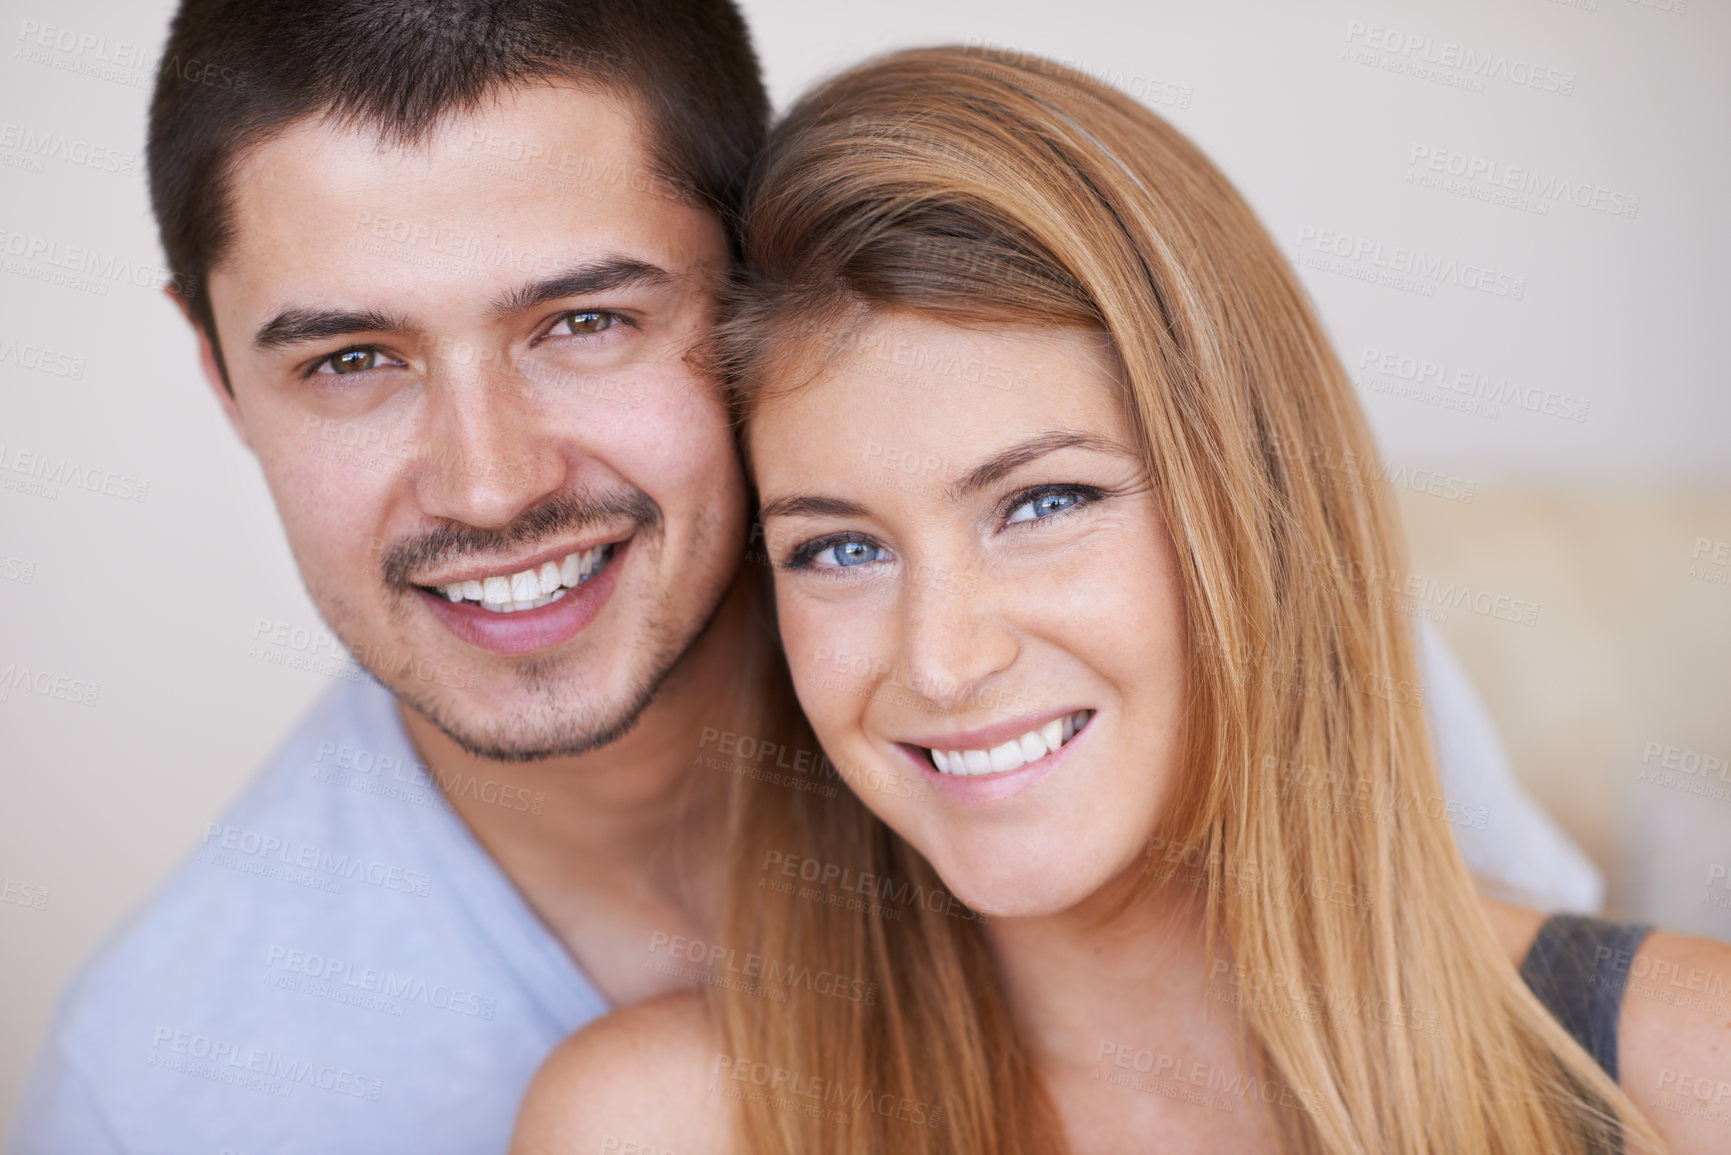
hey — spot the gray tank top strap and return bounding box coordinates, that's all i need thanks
[1518,912,1653,1083]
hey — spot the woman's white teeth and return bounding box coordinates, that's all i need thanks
[929,711,1092,776]
[435,545,612,613]
[1043,718,1065,750]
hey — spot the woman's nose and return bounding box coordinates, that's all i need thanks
[898,562,1018,710]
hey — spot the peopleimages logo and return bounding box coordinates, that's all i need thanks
[0,661,100,707]
[0,336,85,379]
[14,20,248,91]
[198,824,434,897]
[0,227,192,294]
[0,444,148,502]
[711,1053,945,1129]
[1294,227,1527,300]
[0,122,136,175]
[1406,145,1639,220]
[148,1027,382,1100]
[263,944,498,1020]
[1356,346,1590,423]
[1341,21,1577,96]
[647,932,878,1005]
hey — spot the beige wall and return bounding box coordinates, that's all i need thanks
[1400,488,1731,938]
[3,0,1726,1138]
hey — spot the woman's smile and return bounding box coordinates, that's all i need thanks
[893,707,1097,805]
[914,707,1094,777]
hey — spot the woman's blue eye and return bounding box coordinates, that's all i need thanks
[817,543,886,567]
[812,539,884,568]
[1006,489,1087,524]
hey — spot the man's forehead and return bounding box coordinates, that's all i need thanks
[235,81,652,194]
[214,83,717,304]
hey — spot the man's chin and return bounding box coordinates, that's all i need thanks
[369,629,681,763]
[394,675,664,764]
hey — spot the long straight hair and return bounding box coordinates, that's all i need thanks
[711,45,1663,1155]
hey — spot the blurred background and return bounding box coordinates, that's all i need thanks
[2,0,1726,1135]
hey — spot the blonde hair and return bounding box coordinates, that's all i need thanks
[712,45,1663,1155]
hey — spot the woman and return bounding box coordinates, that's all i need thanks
[513,46,1730,1154]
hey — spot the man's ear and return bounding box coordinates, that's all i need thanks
[166,286,252,452]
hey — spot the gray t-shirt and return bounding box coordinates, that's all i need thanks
[10,674,607,1154]
[10,624,1597,1153]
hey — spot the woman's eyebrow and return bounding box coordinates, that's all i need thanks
[759,432,1130,522]
[949,431,1126,498]
[757,494,869,521]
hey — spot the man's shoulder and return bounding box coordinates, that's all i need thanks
[23,675,514,1151]
[58,676,411,1016]
[512,991,731,1154]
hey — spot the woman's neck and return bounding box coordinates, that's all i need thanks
[984,872,1219,1067]
[982,870,1277,1151]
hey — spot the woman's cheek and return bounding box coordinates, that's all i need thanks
[779,594,854,723]
[1038,531,1159,638]
[781,593,895,753]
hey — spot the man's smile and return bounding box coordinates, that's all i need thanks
[411,537,632,656]
[420,542,618,613]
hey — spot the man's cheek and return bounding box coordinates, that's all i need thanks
[254,435,399,587]
[606,396,744,514]
[624,373,736,458]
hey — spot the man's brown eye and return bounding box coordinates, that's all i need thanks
[330,348,376,374]
[560,311,614,335]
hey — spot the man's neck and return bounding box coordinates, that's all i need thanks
[396,574,763,1004]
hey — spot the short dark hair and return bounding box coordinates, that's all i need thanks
[147,0,768,348]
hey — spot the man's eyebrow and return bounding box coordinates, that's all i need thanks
[951,431,1127,498]
[489,257,673,317]
[253,307,411,351]
[757,494,870,521]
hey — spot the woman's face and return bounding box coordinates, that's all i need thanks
[751,312,1189,918]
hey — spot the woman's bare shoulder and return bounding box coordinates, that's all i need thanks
[1479,896,1547,964]
[1478,900,1731,1150]
[1614,929,1731,1154]
[510,990,733,1155]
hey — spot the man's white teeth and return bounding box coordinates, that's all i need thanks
[558,553,582,586]
[929,711,1092,777]
[435,544,613,613]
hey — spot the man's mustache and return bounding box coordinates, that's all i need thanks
[378,489,661,587]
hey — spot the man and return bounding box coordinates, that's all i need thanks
[10,2,1597,1151]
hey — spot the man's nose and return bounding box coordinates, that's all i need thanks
[409,358,567,529]
[900,563,1018,710]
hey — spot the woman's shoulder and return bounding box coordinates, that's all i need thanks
[1484,899,1731,1152]
[1614,928,1731,1153]
[510,990,733,1154]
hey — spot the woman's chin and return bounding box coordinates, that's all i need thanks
[937,862,1109,923]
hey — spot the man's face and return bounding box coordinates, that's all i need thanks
[203,84,746,760]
